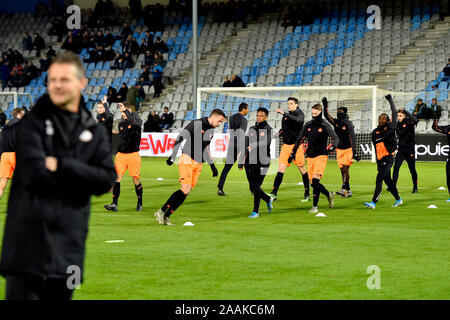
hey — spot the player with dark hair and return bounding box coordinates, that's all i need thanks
[96,97,114,145]
[154,109,227,226]
[270,97,309,202]
[364,95,403,209]
[0,107,25,199]
[291,103,339,214]
[322,97,360,198]
[217,102,249,196]
[104,101,144,212]
[238,107,273,218]
[387,95,419,193]
[431,111,450,202]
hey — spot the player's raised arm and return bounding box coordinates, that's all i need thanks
[385,94,398,127]
[322,97,336,125]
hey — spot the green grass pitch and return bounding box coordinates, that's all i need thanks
[0,157,449,300]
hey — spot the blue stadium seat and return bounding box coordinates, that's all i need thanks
[437,91,448,101]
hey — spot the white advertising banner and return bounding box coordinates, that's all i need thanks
[139,132,277,158]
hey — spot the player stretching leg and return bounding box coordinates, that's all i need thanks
[365,95,403,209]
[104,102,143,212]
[270,97,310,203]
[290,103,339,214]
[431,112,450,202]
[154,109,227,226]
[322,97,360,198]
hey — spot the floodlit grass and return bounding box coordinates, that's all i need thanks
[0,158,449,299]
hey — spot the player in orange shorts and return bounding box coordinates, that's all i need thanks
[290,103,339,214]
[154,109,227,226]
[0,108,25,199]
[104,102,143,212]
[270,97,310,202]
[322,97,360,198]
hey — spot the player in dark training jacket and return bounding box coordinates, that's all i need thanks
[154,109,227,226]
[290,103,339,214]
[217,103,248,196]
[365,95,403,209]
[270,97,310,202]
[238,107,273,218]
[432,112,450,202]
[387,95,419,193]
[104,101,143,212]
[322,97,360,198]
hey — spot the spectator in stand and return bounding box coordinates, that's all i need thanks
[84,45,103,63]
[122,36,139,55]
[107,86,117,104]
[10,63,24,87]
[414,98,434,129]
[137,83,146,103]
[151,62,164,98]
[22,33,33,51]
[62,34,79,54]
[119,22,132,41]
[48,18,66,42]
[103,45,115,61]
[24,61,39,84]
[116,83,128,102]
[430,98,442,118]
[154,37,169,53]
[139,38,151,54]
[94,0,106,20]
[110,52,121,69]
[143,31,155,53]
[230,74,246,87]
[222,76,231,87]
[0,110,6,128]
[104,29,116,47]
[144,50,154,66]
[139,65,151,85]
[46,46,56,58]
[33,33,45,57]
[159,106,174,130]
[122,35,133,53]
[1,60,11,89]
[143,110,160,132]
[122,52,134,69]
[126,84,142,110]
[95,31,106,47]
[129,0,143,20]
[39,54,51,72]
[12,50,24,66]
[432,58,450,90]
[153,52,163,66]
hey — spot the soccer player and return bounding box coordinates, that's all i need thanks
[96,98,114,145]
[431,112,450,202]
[387,95,419,193]
[322,97,360,197]
[270,97,310,202]
[217,103,249,196]
[0,107,25,199]
[238,107,273,218]
[290,103,339,214]
[104,101,143,212]
[154,109,227,226]
[364,95,403,209]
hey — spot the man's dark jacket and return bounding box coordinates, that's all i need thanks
[0,94,116,281]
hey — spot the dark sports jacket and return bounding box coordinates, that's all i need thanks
[323,104,357,153]
[279,107,305,145]
[241,120,272,168]
[432,117,450,160]
[0,94,116,281]
[117,110,142,153]
[0,117,21,154]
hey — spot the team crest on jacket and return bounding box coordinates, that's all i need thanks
[318,128,323,132]
[403,124,406,127]
[307,128,311,131]
[79,130,93,142]
[102,117,105,121]
[260,132,265,136]
[342,126,346,130]
[128,125,132,129]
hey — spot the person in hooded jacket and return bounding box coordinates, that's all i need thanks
[364,94,403,209]
[0,52,116,300]
[96,98,114,145]
[290,103,339,214]
[432,111,450,202]
[323,97,360,198]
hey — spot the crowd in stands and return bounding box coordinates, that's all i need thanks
[222,74,246,87]
[143,106,174,131]
[281,1,323,28]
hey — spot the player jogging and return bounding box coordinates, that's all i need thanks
[364,94,403,209]
[322,97,360,198]
[0,108,25,199]
[431,111,450,202]
[104,102,143,212]
[387,95,419,193]
[154,109,227,226]
[217,103,248,196]
[238,107,273,218]
[290,103,339,214]
[270,97,310,202]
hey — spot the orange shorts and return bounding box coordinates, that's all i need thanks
[115,152,141,177]
[178,153,203,188]
[336,148,354,168]
[307,155,328,180]
[279,143,305,167]
[0,152,16,179]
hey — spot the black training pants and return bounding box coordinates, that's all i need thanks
[372,156,400,203]
[218,146,239,190]
[5,274,74,300]
[393,146,418,187]
[245,164,270,213]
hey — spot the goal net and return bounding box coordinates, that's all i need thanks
[197,86,420,163]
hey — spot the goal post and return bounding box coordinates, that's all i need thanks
[196,86,422,163]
